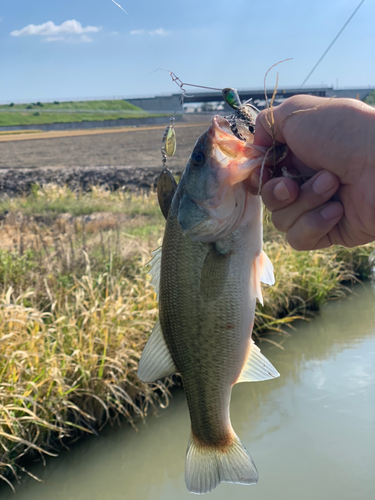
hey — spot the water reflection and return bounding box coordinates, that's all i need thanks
[1,283,374,500]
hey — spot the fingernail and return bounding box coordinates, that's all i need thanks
[321,203,342,220]
[251,172,260,189]
[274,181,290,201]
[313,172,335,195]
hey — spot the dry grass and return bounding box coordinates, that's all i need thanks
[256,237,371,338]
[0,185,373,489]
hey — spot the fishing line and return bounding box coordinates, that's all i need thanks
[111,0,223,168]
[300,0,366,88]
[110,0,170,71]
[110,1,223,99]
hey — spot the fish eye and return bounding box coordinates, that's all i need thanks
[192,151,205,166]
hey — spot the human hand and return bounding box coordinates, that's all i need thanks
[246,95,375,249]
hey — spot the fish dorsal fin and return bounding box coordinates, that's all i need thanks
[259,250,275,286]
[236,340,280,383]
[157,168,177,220]
[138,319,177,383]
[148,246,162,300]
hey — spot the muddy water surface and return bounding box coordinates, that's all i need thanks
[3,283,375,500]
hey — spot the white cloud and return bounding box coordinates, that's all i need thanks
[45,36,65,42]
[130,27,170,36]
[79,35,93,43]
[10,20,101,37]
[150,28,170,36]
[45,34,93,44]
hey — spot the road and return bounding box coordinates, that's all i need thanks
[0,122,210,170]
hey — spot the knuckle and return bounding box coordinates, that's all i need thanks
[261,184,276,209]
[302,172,339,202]
[271,212,289,233]
[287,212,324,250]
[284,95,301,108]
[286,232,310,251]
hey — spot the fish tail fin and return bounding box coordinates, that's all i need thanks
[185,431,258,494]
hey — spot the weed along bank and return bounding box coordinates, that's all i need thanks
[0,184,373,490]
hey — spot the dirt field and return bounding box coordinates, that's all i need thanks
[0,122,210,170]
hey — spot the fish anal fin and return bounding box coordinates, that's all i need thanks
[185,431,258,494]
[236,340,280,383]
[138,319,177,383]
[157,168,177,220]
[259,250,275,286]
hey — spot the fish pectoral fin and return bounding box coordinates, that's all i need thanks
[157,168,177,220]
[251,255,263,305]
[236,340,280,383]
[138,319,177,383]
[185,431,258,494]
[200,243,231,301]
[147,246,162,300]
[250,251,274,305]
[259,250,275,286]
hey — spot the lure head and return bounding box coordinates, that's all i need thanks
[222,88,242,110]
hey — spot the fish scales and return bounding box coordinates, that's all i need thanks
[160,193,261,446]
[138,115,282,494]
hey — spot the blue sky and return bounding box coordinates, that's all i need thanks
[0,0,374,102]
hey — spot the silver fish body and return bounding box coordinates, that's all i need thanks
[138,116,279,494]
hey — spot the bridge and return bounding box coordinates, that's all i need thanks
[126,86,374,113]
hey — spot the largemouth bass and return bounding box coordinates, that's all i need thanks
[138,115,281,494]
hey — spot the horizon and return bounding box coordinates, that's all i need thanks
[1,83,375,106]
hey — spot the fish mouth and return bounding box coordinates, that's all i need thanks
[209,115,288,186]
[210,115,234,137]
[210,114,255,147]
[207,115,263,186]
[209,116,239,154]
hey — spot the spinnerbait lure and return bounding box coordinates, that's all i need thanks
[222,88,260,141]
[161,117,176,168]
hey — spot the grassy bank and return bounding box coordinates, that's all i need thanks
[0,99,155,127]
[364,89,375,106]
[0,185,373,488]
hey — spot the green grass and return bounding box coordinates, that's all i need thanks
[0,100,141,112]
[0,99,162,127]
[364,89,375,105]
[0,185,373,489]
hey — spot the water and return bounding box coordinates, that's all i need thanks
[2,283,375,500]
